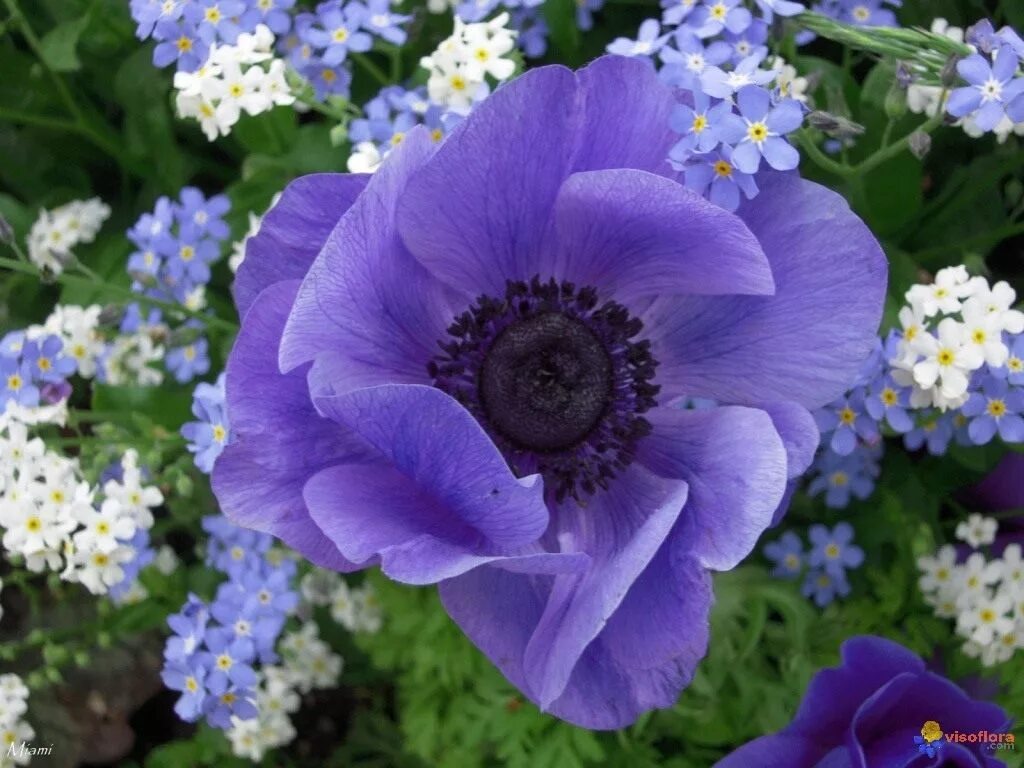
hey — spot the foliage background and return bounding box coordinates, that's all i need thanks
[1,0,1023,766]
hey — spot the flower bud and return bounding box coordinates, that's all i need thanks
[940,55,960,88]
[0,214,14,245]
[885,81,908,119]
[807,111,865,139]
[908,130,932,160]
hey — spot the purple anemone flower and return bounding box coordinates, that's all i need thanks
[716,636,1010,767]
[214,57,886,729]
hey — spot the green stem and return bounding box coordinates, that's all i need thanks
[1,0,143,177]
[351,52,390,87]
[913,219,1024,261]
[0,255,238,333]
[798,102,946,179]
[795,11,971,79]
[796,131,854,178]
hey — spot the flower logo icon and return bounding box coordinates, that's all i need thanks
[914,721,944,758]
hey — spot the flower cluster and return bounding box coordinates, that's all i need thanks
[26,198,109,276]
[181,373,230,473]
[454,0,547,57]
[0,331,76,416]
[131,0,296,72]
[764,523,864,607]
[175,24,295,141]
[805,267,1023,509]
[918,515,1024,666]
[420,12,518,114]
[893,266,1023,413]
[0,674,33,767]
[608,4,809,211]
[161,515,343,758]
[285,0,411,101]
[299,570,383,634]
[346,85,446,174]
[0,422,160,596]
[125,187,232,383]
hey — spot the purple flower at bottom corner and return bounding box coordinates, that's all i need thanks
[715,636,1010,768]
[210,55,888,730]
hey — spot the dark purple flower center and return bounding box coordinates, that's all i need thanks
[428,276,659,503]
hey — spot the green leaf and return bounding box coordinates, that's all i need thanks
[39,14,91,73]
[92,382,193,430]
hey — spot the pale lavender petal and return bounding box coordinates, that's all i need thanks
[211,280,369,571]
[552,169,773,299]
[313,383,550,549]
[522,465,688,708]
[233,174,369,317]
[637,405,787,570]
[645,173,887,409]
[279,129,454,384]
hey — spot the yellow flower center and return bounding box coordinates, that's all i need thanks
[839,407,856,425]
[830,471,848,487]
[332,27,349,43]
[937,348,955,366]
[825,543,840,559]
[205,6,222,23]
[217,654,233,670]
[713,160,732,177]
[213,424,227,443]
[980,608,996,623]
[710,2,727,19]
[26,516,42,532]
[881,388,897,406]
[321,69,337,83]
[1009,356,1023,372]
[180,245,195,261]
[747,122,768,142]
[37,357,52,371]
[390,132,405,146]
[7,374,22,391]
[450,74,467,92]
[177,35,193,52]
[987,399,1007,417]
[692,114,708,133]
[97,521,110,535]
